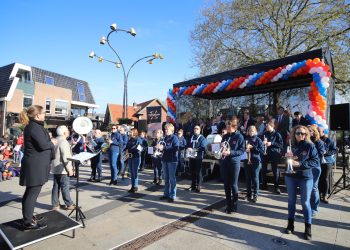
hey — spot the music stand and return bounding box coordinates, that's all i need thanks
[328,131,350,198]
[67,151,97,237]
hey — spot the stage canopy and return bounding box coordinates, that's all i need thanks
[167,48,335,132]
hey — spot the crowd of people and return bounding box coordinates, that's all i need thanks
[16,104,337,241]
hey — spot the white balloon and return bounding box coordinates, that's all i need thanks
[319,71,327,77]
[281,69,287,74]
[311,111,316,117]
[286,65,292,70]
[277,73,283,78]
[324,124,329,129]
[309,68,316,74]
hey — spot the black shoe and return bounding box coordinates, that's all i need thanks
[195,187,201,193]
[113,180,118,185]
[95,178,101,182]
[160,196,169,200]
[109,180,113,185]
[275,187,281,194]
[128,187,135,193]
[153,179,157,184]
[23,222,47,232]
[32,215,45,223]
[285,219,294,234]
[252,195,258,203]
[187,186,195,191]
[304,223,312,240]
[87,178,95,182]
[156,179,162,185]
[246,194,252,201]
[168,198,174,203]
[224,207,232,214]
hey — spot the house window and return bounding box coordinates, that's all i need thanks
[23,95,33,108]
[76,82,86,102]
[46,99,51,114]
[55,100,68,115]
[45,75,54,85]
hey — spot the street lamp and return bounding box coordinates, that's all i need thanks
[89,23,163,119]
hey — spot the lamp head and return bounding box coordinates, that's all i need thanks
[98,56,103,62]
[153,52,159,59]
[100,36,106,45]
[110,23,117,31]
[159,54,164,60]
[129,27,136,36]
[89,51,95,58]
[148,59,153,65]
[116,63,121,68]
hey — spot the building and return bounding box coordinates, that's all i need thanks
[0,62,98,136]
[104,98,167,135]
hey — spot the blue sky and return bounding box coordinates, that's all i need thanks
[0,0,209,113]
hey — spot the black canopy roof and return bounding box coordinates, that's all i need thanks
[173,48,334,99]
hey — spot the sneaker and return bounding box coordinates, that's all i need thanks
[23,222,47,232]
[113,180,118,186]
[156,179,162,185]
[168,198,175,203]
[66,204,76,210]
[187,186,196,191]
[323,196,330,204]
[224,207,232,214]
[275,187,281,194]
[128,188,135,193]
[252,195,258,203]
[52,206,60,211]
[195,187,201,193]
[32,215,45,223]
[153,179,157,184]
[87,178,95,182]
[95,178,101,182]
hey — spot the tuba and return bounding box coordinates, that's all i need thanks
[73,117,93,135]
[213,141,230,160]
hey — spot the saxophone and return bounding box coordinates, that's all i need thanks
[101,133,111,154]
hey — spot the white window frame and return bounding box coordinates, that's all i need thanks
[54,99,69,116]
[45,98,52,114]
[23,94,33,109]
[44,75,55,85]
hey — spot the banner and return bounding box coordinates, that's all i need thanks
[147,106,162,124]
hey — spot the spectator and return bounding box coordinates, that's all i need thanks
[292,111,311,127]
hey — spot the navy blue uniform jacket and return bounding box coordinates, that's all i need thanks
[263,130,283,154]
[246,135,265,164]
[110,132,123,153]
[126,137,142,158]
[222,131,245,161]
[161,134,179,162]
[321,136,336,164]
[187,134,207,159]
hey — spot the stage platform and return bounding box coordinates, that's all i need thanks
[0,210,81,250]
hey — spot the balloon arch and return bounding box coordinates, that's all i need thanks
[167,49,334,134]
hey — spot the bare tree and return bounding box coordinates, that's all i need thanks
[191,0,350,103]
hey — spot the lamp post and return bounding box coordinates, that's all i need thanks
[89,23,163,119]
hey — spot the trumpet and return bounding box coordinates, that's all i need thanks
[213,141,230,160]
[152,140,165,158]
[122,152,133,161]
[286,140,295,173]
[185,148,198,159]
[86,131,97,153]
[263,135,267,155]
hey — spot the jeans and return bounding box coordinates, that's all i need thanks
[90,153,102,179]
[51,174,73,207]
[22,185,42,225]
[140,151,146,170]
[189,158,203,188]
[262,152,281,188]
[220,158,241,209]
[319,163,333,195]
[162,161,177,199]
[244,161,261,196]
[129,157,141,188]
[285,176,313,224]
[109,150,119,181]
[311,167,321,213]
[177,150,184,173]
[118,153,126,176]
[16,150,24,164]
[152,157,162,180]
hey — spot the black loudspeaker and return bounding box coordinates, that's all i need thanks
[137,120,147,132]
[330,103,350,131]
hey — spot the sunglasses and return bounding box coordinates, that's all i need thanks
[295,132,306,136]
[112,127,117,130]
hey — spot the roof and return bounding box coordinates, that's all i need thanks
[134,98,167,116]
[173,48,334,99]
[0,63,15,98]
[106,104,136,123]
[31,66,96,105]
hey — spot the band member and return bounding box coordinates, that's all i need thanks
[220,118,245,214]
[244,126,264,202]
[125,128,143,193]
[88,129,105,182]
[108,125,123,185]
[176,129,187,174]
[51,126,75,211]
[318,127,336,203]
[118,126,128,180]
[152,129,164,185]
[308,125,325,216]
[139,131,148,171]
[19,105,55,231]
[159,123,179,202]
[187,125,207,192]
[284,125,319,240]
[262,121,284,194]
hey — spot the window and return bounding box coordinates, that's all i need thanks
[23,95,33,108]
[76,82,86,102]
[55,100,68,115]
[46,99,51,114]
[44,75,54,85]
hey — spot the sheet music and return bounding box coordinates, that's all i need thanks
[148,147,154,154]
[67,152,98,162]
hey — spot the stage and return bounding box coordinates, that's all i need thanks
[0,211,81,250]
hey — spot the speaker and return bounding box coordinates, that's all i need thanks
[137,120,147,132]
[330,103,350,131]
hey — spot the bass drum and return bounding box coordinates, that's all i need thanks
[205,134,222,158]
